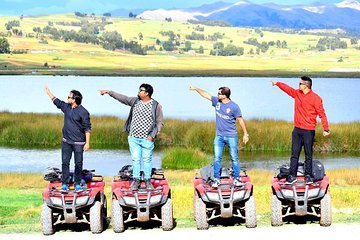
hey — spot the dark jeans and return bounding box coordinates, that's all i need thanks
[290,127,315,177]
[61,141,84,185]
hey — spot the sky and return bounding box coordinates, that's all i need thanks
[0,0,344,15]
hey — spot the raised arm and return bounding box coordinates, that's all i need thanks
[44,85,55,100]
[189,85,211,101]
[271,80,297,98]
[99,89,137,106]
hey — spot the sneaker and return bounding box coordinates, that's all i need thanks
[305,175,314,184]
[130,179,140,190]
[145,179,154,190]
[75,184,83,192]
[61,184,69,192]
[285,175,297,184]
[234,177,245,187]
[211,178,221,188]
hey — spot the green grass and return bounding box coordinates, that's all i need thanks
[162,147,211,170]
[0,169,359,232]
[1,112,359,155]
[0,14,359,76]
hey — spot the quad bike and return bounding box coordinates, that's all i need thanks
[271,161,332,227]
[193,165,257,230]
[111,165,173,232]
[41,167,107,235]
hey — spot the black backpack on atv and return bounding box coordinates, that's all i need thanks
[44,167,62,182]
[118,165,133,180]
[276,160,325,180]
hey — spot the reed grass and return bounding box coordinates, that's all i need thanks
[1,112,360,154]
[1,168,359,232]
[162,147,211,169]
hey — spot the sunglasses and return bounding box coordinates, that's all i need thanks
[299,82,307,86]
[67,96,74,99]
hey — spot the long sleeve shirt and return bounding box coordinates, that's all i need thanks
[53,98,91,144]
[276,82,329,131]
[109,91,164,138]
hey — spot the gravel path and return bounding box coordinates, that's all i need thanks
[4,224,360,240]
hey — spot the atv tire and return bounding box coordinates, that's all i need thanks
[245,196,257,228]
[195,198,209,230]
[161,198,174,231]
[193,190,199,220]
[41,203,54,235]
[271,194,283,226]
[112,199,125,233]
[320,191,332,227]
[90,201,103,234]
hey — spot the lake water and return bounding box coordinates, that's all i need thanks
[1,75,360,122]
[1,147,359,176]
[0,76,359,174]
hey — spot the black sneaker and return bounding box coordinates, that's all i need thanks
[305,175,314,184]
[285,175,297,184]
[130,179,140,190]
[145,179,154,190]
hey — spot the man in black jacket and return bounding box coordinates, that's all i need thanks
[100,84,163,190]
[45,86,91,192]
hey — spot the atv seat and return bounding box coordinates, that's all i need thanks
[220,168,231,178]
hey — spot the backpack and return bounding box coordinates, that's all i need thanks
[200,164,215,184]
[118,165,133,180]
[312,160,325,181]
[277,164,290,179]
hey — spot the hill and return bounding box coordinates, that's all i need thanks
[0,13,359,77]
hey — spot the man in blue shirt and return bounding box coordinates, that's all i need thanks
[190,85,249,187]
[45,86,91,192]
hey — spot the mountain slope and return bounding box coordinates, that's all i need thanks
[135,0,360,32]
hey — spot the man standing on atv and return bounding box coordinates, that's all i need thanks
[99,84,163,190]
[44,86,91,192]
[189,85,249,187]
[271,76,330,184]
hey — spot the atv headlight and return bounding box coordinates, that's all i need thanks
[206,192,219,202]
[308,188,320,198]
[150,195,162,204]
[233,190,245,200]
[281,189,294,198]
[50,197,63,206]
[123,196,136,205]
[76,196,89,205]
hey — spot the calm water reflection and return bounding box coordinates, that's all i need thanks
[1,147,358,176]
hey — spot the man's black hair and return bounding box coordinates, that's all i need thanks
[301,76,312,89]
[219,87,231,99]
[70,90,83,105]
[140,83,154,97]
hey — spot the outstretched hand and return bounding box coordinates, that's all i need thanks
[189,85,197,91]
[271,80,277,86]
[99,90,109,95]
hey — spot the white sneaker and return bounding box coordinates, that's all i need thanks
[234,177,244,186]
[211,178,221,188]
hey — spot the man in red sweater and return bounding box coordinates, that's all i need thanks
[272,76,330,184]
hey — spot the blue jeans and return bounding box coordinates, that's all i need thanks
[128,136,154,180]
[213,135,240,179]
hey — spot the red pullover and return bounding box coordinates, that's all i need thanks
[276,82,329,131]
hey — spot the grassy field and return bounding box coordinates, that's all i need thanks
[0,14,359,77]
[1,112,359,158]
[0,168,359,233]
